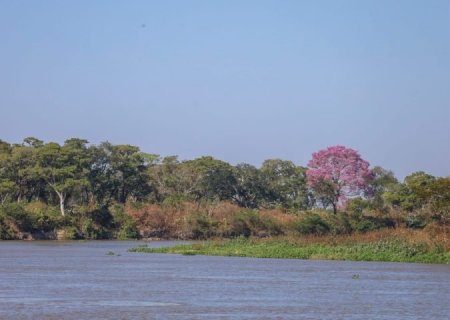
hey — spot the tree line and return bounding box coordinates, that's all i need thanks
[0,137,312,214]
[0,137,448,239]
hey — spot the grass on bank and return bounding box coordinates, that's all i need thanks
[129,228,450,264]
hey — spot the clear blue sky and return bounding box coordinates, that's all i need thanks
[1,0,449,179]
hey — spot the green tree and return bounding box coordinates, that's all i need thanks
[108,144,151,203]
[367,166,399,210]
[23,137,44,148]
[0,141,14,204]
[384,172,436,212]
[184,156,236,201]
[0,140,11,154]
[428,177,450,222]
[148,156,200,202]
[404,171,436,206]
[260,159,309,209]
[34,140,90,216]
[3,143,40,202]
[87,142,115,205]
[0,178,16,204]
[232,163,264,208]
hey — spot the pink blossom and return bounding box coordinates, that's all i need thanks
[306,145,371,212]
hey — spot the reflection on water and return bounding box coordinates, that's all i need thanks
[0,241,449,319]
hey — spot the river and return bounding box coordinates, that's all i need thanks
[0,241,449,319]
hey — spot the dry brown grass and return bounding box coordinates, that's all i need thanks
[259,209,298,226]
[123,201,450,249]
[125,201,281,238]
[125,203,183,238]
[273,226,450,251]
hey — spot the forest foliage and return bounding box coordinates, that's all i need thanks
[0,137,449,240]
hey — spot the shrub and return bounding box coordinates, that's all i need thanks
[116,221,139,240]
[295,214,330,235]
[0,203,33,232]
[110,204,139,239]
[350,214,396,233]
[80,218,104,239]
[347,198,370,216]
[352,219,377,233]
[189,213,219,239]
[405,212,428,229]
[0,215,15,239]
[324,213,353,235]
[227,210,282,238]
[24,201,61,232]
[59,226,80,240]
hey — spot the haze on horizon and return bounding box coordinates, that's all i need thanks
[1,0,449,180]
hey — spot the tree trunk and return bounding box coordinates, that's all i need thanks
[332,192,340,214]
[56,191,66,216]
[60,197,65,216]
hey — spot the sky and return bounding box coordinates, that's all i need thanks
[1,0,449,179]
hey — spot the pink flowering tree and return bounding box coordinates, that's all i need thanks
[306,146,372,214]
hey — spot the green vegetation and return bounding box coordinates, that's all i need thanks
[129,231,450,264]
[0,137,449,245]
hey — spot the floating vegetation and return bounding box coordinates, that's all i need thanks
[129,236,450,264]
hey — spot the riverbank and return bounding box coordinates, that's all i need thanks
[129,229,450,264]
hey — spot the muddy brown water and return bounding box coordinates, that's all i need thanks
[0,241,449,319]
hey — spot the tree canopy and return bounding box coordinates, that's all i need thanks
[306,145,372,213]
[1,138,449,241]
[0,138,447,220]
